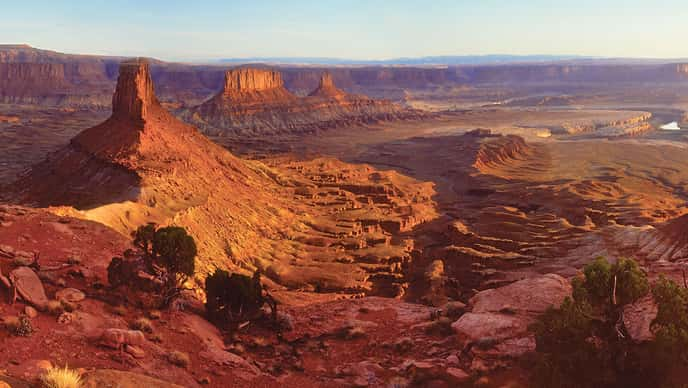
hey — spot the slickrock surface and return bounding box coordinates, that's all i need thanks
[452,274,571,373]
[184,68,425,136]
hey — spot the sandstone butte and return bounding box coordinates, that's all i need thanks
[9,58,438,292]
[184,67,425,136]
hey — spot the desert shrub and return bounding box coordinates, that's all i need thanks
[148,332,163,343]
[531,257,650,387]
[205,269,266,326]
[152,226,196,286]
[580,256,612,303]
[652,275,688,327]
[46,300,64,315]
[110,305,127,316]
[130,317,153,333]
[530,297,613,388]
[41,365,82,388]
[649,276,688,370]
[5,315,33,336]
[106,257,126,288]
[611,258,649,305]
[167,350,190,368]
[133,223,156,258]
[109,224,197,306]
[424,316,453,336]
[573,257,648,308]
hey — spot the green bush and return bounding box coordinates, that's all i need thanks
[205,269,266,326]
[652,275,688,327]
[108,224,197,306]
[612,258,649,306]
[133,223,156,257]
[530,257,654,388]
[530,297,615,388]
[581,256,612,303]
[650,276,688,368]
[152,226,196,289]
[574,257,648,307]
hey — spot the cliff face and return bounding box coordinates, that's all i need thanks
[224,68,284,93]
[212,67,297,109]
[185,68,424,136]
[4,45,688,110]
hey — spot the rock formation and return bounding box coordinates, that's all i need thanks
[452,274,572,372]
[308,72,345,98]
[10,59,299,277]
[10,59,437,293]
[183,68,424,136]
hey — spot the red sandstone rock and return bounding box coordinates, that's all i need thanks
[185,67,424,136]
[308,72,346,98]
[9,266,48,310]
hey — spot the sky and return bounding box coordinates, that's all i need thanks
[1,0,687,62]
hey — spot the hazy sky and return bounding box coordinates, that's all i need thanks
[2,0,687,61]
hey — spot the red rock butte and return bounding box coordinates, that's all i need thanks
[308,72,346,98]
[224,68,285,93]
[185,67,423,135]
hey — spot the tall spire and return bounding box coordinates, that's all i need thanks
[112,58,157,121]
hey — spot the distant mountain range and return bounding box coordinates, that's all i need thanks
[218,55,593,66]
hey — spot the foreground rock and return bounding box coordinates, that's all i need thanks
[82,369,184,388]
[9,266,48,310]
[452,274,572,372]
[622,295,658,342]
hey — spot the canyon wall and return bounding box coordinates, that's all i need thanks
[3,45,688,109]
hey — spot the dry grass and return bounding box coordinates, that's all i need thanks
[167,350,190,368]
[46,300,64,315]
[60,300,77,313]
[147,310,162,320]
[5,315,33,336]
[110,305,127,316]
[41,365,82,388]
[130,317,153,333]
[148,332,164,343]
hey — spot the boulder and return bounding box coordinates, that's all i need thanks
[622,295,658,342]
[452,274,572,373]
[452,312,530,342]
[12,251,35,266]
[443,301,467,318]
[10,267,48,310]
[445,367,470,384]
[24,306,38,318]
[470,274,571,315]
[55,288,86,303]
[0,244,15,258]
[99,329,145,349]
[124,344,146,359]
